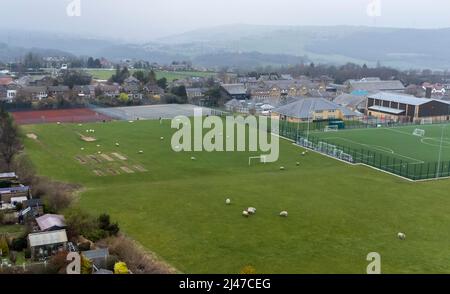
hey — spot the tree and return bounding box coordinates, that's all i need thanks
[156,77,168,90]
[118,93,129,104]
[61,70,92,88]
[0,108,22,170]
[114,261,129,274]
[110,66,130,84]
[0,235,9,257]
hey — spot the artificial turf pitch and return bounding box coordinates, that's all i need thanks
[21,119,450,273]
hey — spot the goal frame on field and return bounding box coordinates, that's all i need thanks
[324,125,339,132]
[413,128,426,137]
[420,117,433,125]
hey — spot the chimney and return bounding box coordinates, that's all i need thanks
[425,87,432,98]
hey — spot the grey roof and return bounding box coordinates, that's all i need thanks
[348,80,405,92]
[368,105,405,114]
[273,97,360,119]
[21,86,47,93]
[225,98,243,107]
[36,214,66,231]
[221,84,247,95]
[0,172,16,179]
[82,248,109,260]
[333,94,367,108]
[48,85,70,92]
[367,92,432,106]
[28,229,68,247]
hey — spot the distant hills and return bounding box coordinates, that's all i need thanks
[1,25,450,70]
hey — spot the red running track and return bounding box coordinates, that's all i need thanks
[11,108,112,125]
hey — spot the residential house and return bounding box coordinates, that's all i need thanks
[143,83,165,100]
[97,84,120,98]
[20,86,48,100]
[28,229,68,260]
[272,97,361,123]
[122,84,143,100]
[0,186,30,206]
[0,76,13,86]
[73,85,96,99]
[185,87,207,105]
[21,198,44,219]
[47,85,70,98]
[82,248,110,269]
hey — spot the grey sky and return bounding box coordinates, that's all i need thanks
[4,0,450,41]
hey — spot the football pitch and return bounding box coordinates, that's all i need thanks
[21,119,450,273]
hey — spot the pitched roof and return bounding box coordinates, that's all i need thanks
[333,94,367,108]
[36,214,66,231]
[273,97,360,119]
[82,248,109,261]
[348,80,405,92]
[368,105,406,115]
[0,172,16,179]
[367,92,432,106]
[28,229,68,247]
[221,84,247,95]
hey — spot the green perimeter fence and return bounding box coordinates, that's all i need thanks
[278,119,450,181]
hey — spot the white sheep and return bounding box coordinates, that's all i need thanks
[280,211,288,217]
[96,144,101,147]
[80,147,85,151]
[398,232,406,240]
[301,152,306,156]
[296,162,300,166]
[97,151,102,154]
[247,207,256,214]
[242,211,249,217]
[225,198,231,205]
[191,156,196,161]
[57,122,61,125]
[280,166,285,170]
[160,137,164,140]
[139,150,144,154]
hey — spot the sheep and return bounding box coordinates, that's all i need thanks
[80,147,85,151]
[115,143,120,147]
[279,211,288,217]
[78,124,83,127]
[247,207,256,214]
[191,156,196,161]
[301,152,306,156]
[57,122,61,125]
[280,166,285,171]
[139,150,144,154]
[225,198,231,205]
[296,162,300,166]
[96,144,101,147]
[97,151,102,154]
[242,210,249,217]
[160,137,164,140]
[398,232,406,240]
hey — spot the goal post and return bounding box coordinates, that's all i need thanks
[324,125,339,132]
[413,128,425,137]
[420,117,433,125]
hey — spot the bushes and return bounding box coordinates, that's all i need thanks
[65,209,120,242]
[96,235,176,274]
[114,261,129,274]
[0,235,9,257]
[11,236,27,251]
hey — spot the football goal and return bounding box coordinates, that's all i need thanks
[413,128,426,137]
[324,125,339,132]
[421,117,433,125]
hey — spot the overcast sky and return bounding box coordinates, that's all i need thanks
[4,0,450,41]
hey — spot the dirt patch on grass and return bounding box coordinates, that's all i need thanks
[75,155,87,164]
[107,168,120,175]
[93,170,105,176]
[133,165,148,172]
[88,155,101,164]
[26,133,38,140]
[100,154,114,162]
[120,166,135,174]
[112,152,127,160]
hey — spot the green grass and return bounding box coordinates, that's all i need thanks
[84,69,216,82]
[310,124,450,164]
[20,120,450,273]
[0,224,24,236]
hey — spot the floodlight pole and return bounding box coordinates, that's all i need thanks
[436,124,445,178]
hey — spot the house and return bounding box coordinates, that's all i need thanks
[97,84,120,98]
[143,83,164,99]
[0,186,30,205]
[73,85,96,99]
[345,78,405,94]
[123,76,140,86]
[28,229,68,260]
[47,85,70,98]
[185,87,207,104]
[333,94,367,113]
[0,172,18,183]
[0,76,13,86]
[35,214,66,231]
[422,82,446,97]
[82,248,110,269]
[19,86,48,100]
[272,97,361,122]
[366,92,450,123]
[122,84,143,100]
[225,99,245,112]
[220,84,248,100]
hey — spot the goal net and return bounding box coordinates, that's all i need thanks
[413,128,425,137]
[324,125,339,132]
[420,117,433,125]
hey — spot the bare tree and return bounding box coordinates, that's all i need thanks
[0,108,22,171]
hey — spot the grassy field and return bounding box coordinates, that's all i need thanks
[20,119,450,273]
[84,69,216,81]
